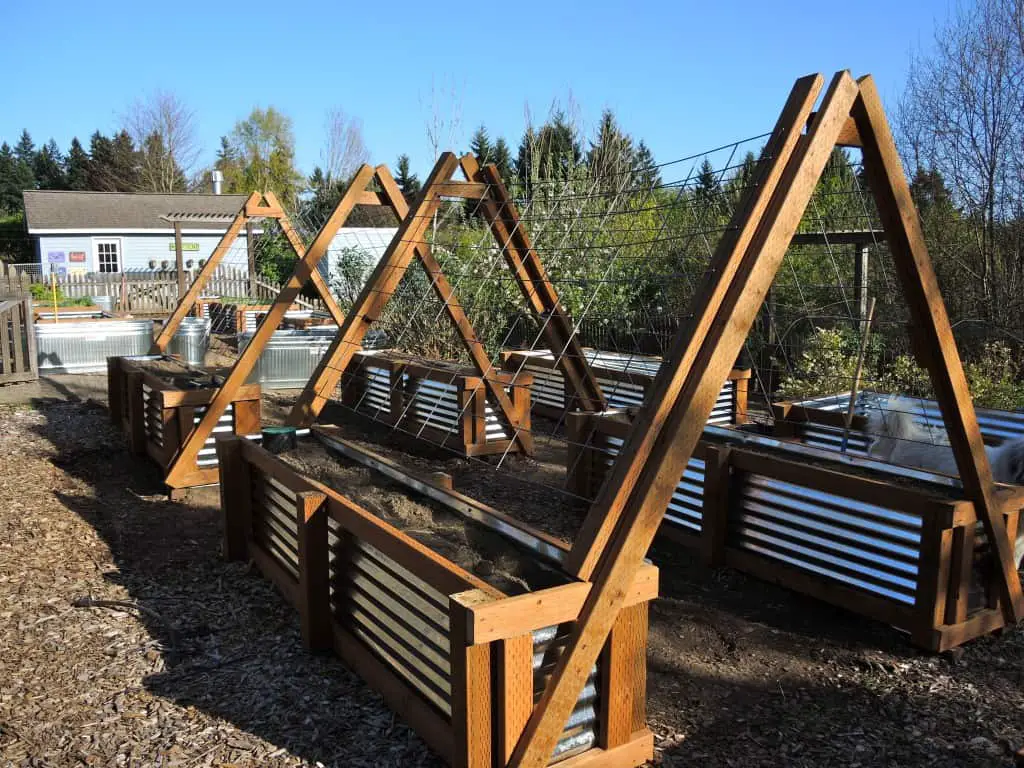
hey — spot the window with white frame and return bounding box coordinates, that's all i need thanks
[95,240,121,273]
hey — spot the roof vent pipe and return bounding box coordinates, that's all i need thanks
[211,170,224,195]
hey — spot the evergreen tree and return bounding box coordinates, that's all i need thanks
[694,158,725,218]
[65,138,90,190]
[110,130,142,191]
[633,140,660,188]
[0,143,22,213]
[14,130,35,165]
[588,110,634,186]
[515,113,582,196]
[469,125,492,163]
[87,132,115,190]
[492,138,513,182]
[394,154,421,199]
[34,139,66,189]
[214,135,242,192]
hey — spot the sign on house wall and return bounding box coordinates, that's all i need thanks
[168,242,201,251]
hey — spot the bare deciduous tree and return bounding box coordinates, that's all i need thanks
[421,75,463,162]
[123,90,200,192]
[322,108,369,184]
[898,0,1024,304]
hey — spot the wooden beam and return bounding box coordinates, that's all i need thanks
[509,72,848,768]
[432,181,491,199]
[807,112,862,147]
[152,193,259,352]
[163,169,377,487]
[174,221,185,299]
[460,155,607,413]
[286,155,461,427]
[852,75,1023,621]
[568,73,827,581]
[374,166,533,455]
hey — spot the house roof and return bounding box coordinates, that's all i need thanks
[23,190,249,232]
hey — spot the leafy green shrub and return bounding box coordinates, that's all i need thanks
[777,327,864,399]
[874,354,934,399]
[29,282,58,301]
[963,341,1024,410]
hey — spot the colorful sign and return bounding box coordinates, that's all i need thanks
[69,251,86,263]
[168,242,201,252]
[47,250,66,264]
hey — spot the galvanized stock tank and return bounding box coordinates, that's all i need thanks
[168,317,211,366]
[238,327,389,389]
[36,319,155,374]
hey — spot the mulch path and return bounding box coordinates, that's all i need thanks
[1,395,1023,767]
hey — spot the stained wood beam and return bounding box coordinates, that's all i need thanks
[508,72,846,768]
[852,75,1023,620]
[460,155,606,413]
[163,168,378,487]
[374,167,533,454]
[286,155,461,427]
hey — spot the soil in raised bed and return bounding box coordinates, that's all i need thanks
[276,437,568,596]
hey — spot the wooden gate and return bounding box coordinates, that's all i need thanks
[0,297,38,385]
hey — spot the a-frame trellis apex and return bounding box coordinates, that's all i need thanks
[508,70,1023,768]
[162,166,382,487]
[282,149,609,440]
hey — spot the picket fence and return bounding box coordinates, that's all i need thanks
[0,265,325,315]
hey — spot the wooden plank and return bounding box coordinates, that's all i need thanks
[461,155,606,414]
[465,566,659,644]
[21,298,38,380]
[699,444,731,566]
[945,525,973,626]
[433,181,491,199]
[600,603,648,749]
[246,220,257,297]
[287,155,461,427]
[912,513,951,649]
[152,193,257,352]
[931,608,1006,652]
[217,435,252,561]
[163,171,376,488]
[9,297,25,375]
[331,620,456,764]
[554,731,653,768]
[497,634,534,765]
[510,73,848,768]
[375,167,533,455]
[297,490,331,651]
[449,590,494,768]
[852,75,1022,621]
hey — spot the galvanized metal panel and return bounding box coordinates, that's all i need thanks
[37,319,154,374]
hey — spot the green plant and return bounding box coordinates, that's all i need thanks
[777,327,865,399]
[963,341,1024,410]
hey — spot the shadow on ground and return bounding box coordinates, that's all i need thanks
[27,398,1024,767]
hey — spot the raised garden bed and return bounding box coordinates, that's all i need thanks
[37,318,153,374]
[566,410,1024,651]
[340,350,533,458]
[215,429,657,768]
[500,348,750,424]
[207,299,305,334]
[107,355,261,493]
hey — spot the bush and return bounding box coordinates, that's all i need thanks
[777,327,864,399]
[963,341,1024,410]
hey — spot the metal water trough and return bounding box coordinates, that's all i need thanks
[37,319,154,374]
[168,317,211,367]
[238,327,389,389]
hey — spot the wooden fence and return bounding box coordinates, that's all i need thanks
[1,265,326,315]
[0,296,38,385]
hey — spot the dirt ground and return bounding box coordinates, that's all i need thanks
[1,376,1023,767]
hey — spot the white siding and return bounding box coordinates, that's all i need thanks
[36,231,247,273]
[322,228,398,294]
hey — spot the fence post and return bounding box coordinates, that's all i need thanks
[701,444,732,566]
[216,434,251,561]
[296,491,331,650]
[450,589,495,768]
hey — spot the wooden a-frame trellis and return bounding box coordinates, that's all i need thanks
[164,158,608,486]
[151,190,346,354]
[503,70,1024,767]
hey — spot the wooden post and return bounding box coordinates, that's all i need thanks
[174,221,186,299]
[217,435,251,561]
[496,634,534,765]
[296,490,331,651]
[600,602,648,749]
[700,444,731,566]
[127,371,148,456]
[107,357,123,428]
[450,589,494,768]
[246,220,257,298]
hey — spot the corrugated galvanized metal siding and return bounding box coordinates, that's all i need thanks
[507,349,736,424]
[238,330,337,389]
[533,625,601,763]
[37,320,153,374]
[328,517,454,716]
[793,392,1024,447]
[590,426,926,606]
[140,382,235,468]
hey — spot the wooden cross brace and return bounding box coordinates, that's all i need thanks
[506,71,1024,768]
[151,190,345,354]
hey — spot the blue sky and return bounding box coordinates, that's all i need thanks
[0,0,946,181]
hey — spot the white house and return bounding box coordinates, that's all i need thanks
[322,226,398,295]
[22,190,251,276]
